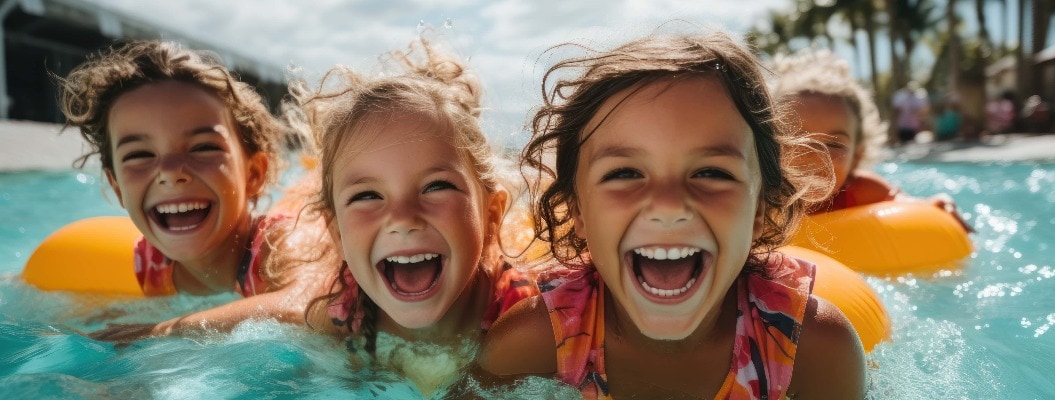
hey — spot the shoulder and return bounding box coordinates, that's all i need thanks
[477,295,557,378]
[846,170,900,203]
[788,295,866,399]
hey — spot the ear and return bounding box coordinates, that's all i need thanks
[485,186,509,243]
[570,198,586,240]
[105,169,126,209]
[245,152,269,198]
[752,197,766,241]
[326,215,342,248]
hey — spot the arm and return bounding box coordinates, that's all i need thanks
[472,295,559,387]
[787,295,866,399]
[853,170,974,232]
[91,217,342,342]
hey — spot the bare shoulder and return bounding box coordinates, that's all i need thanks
[849,169,900,203]
[788,295,866,399]
[477,295,556,378]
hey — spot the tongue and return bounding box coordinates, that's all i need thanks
[161,208,209,230]
[386,258,442,294]
[636,255,696,290]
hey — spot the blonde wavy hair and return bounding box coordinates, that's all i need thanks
[770,48,888,169]
[291,37,516,353]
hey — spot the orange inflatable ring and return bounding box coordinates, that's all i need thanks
[21,174,321,296]
[788,201,972,275]
[23,216,143,296]
[780,245,891,352]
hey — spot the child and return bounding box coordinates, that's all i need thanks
[771,49,972,232]
[477,33,866,399]
[294,38,537,396]
[56,40,337,340]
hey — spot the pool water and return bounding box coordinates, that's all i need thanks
[1,161,1053,398]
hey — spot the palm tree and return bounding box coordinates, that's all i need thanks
[885,0,941,94]
[829,0,883,98]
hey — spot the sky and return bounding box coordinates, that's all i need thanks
[84,0,790,148]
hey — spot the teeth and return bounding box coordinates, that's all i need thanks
[386,253,439,264]
[632,246,700,260]
[156,201,209,214]
[639,277,696,297]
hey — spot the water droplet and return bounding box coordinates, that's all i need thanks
[77,173,88,184]
[417,19,426,33]
[444,18,453,29]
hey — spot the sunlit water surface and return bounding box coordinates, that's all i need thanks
[1,161,1052,398]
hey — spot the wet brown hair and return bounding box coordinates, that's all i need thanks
[56,40,284,197]
[522,31,827,268]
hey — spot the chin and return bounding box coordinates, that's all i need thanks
[389,306,447,330]
[634,314,699,340]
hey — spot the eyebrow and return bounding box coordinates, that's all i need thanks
[587,142,746,164]
[114,125,225,149]
[338,164,460,188]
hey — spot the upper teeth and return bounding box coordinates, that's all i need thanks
[156,201,209,214]
[633,247,700,260]
[386,253,439,264]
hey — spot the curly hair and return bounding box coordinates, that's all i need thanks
[521,31,828,268]
[770,48,888,170]
[293,37,506,353]
[55,40,284,197]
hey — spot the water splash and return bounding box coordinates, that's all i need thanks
[444,18,453,29]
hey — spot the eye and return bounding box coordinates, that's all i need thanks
[423,180,458,193]
[600,168,642,182]
[347,191,382,204]
[825,140,848,150]
[691,168,735,180]
[191,143,224,152]
[121,151,154,162]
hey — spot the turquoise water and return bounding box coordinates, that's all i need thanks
[1,161,1053,398]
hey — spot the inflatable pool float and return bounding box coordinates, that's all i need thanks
[23,216,143,296]
[780,245,890,352]
[22,173,323,297]
[788,201,972,275]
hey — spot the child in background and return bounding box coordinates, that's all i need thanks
[478,32,865,399]
[771,49,972,232]
[57,40,337,340]
[294,38,537,396]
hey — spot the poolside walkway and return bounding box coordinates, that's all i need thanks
[0,120,1052,171]
[886,133,1055,163]
[0,120,96,171]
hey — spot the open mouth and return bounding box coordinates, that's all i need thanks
[630,246,704,299]
[151,201,211,232]
[379,253,443,298]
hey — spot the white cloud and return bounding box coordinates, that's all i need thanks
[84,0,786,141]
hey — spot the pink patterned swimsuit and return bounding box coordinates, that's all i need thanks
[540,253,816,399]
[133,214,289,296]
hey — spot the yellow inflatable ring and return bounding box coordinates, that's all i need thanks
[788,201,972,275]
[780,246,890,352]
[23,216,143,296]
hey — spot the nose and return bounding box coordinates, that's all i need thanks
[156,154,191,186]
[386,197,426,235]
[645,181,693,228]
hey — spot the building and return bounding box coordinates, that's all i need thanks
[1,0,286,122]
